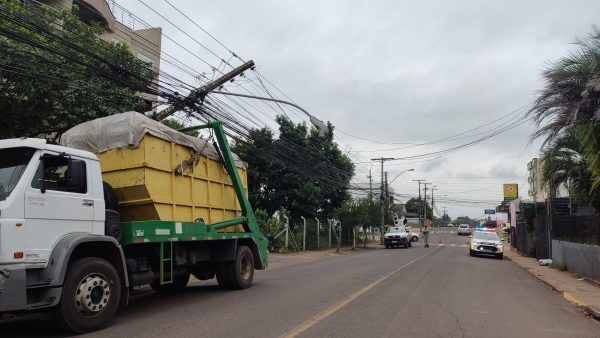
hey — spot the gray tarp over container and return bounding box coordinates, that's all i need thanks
[60,111,246,168]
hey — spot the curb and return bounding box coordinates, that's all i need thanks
[505,252,600,320]
[586,306,600,319]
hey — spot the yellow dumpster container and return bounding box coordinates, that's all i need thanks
[61,112,247,232]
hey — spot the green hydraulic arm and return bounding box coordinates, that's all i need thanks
[179,121,268,266]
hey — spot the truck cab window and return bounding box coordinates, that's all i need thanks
[0,147,36,201]
[31,155,87,194]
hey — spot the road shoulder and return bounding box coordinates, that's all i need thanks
[505,249,600,320]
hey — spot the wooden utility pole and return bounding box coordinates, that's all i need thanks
[153,60,255,121]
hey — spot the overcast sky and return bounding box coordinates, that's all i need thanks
[119,0,600,218]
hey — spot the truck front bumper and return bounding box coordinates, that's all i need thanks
[385,237,409,245]
[0,264,27,312]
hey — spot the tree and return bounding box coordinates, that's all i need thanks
[528,25,600,201]
[539,128,600,206]
[437,213,451,226]
[337,197,380,247]
[405,198,433,220]
[232,116,354,222]
[455,216,476,227]
[161,118,199,137]
[0,2,156,139]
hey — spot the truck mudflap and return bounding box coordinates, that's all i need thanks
[0,264,27,312]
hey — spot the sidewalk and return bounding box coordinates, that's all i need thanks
[505,249,600,320]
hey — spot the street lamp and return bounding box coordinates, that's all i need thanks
[389,169,415,185]
[210,91,330,136]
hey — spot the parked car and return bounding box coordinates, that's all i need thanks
[384,226,412,248]
[469,231,503,259]
[407,228,420,242]
[457,224,471,236]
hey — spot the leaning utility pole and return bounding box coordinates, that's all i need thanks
[152,60,255,121]
[372,157,395,244]
[412,179,426,227]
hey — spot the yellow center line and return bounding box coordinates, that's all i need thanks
[281,246,441,338]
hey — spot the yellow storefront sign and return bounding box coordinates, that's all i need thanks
[503,184,518,200]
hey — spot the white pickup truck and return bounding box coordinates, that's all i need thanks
[384,226,412,248]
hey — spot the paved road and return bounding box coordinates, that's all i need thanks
[2,228,599,337]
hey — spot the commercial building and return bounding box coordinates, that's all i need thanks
[527,158,548,202]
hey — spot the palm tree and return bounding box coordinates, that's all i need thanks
[529,25,600,202]
[539,128,592,201]
[529,25,600,143]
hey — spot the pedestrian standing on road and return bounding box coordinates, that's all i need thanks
[422,221,430,248]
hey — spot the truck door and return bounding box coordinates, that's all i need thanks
[24,154,94,264]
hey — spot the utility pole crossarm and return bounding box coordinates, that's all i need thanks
[153,60,255,121]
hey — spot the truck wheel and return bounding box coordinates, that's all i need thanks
[412,236,418,242]
[230,246,255,290]
[55,258,121,333]
[102,182,119,211]
[218,246,254,290]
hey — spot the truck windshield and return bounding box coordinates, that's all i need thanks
[0,147,36,201]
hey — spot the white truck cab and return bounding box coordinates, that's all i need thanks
[0,138,105,267]
[0,138,127,329]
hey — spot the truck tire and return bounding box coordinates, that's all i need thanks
[103,182,119,211]
[55,257,121,333]
[104,210,121,242]
[230,246,254,290]
[412,236,418,242]
[217,246,254,290]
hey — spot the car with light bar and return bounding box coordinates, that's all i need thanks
[384,226,412,248]
[469,231,503,259]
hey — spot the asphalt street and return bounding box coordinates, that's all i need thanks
[1,228,598,337]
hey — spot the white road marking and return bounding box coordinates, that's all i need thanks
[282,247,441,337]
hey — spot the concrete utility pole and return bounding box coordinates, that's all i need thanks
[423,182,432,227]
[413,179,426,227]
[152,60,255,121]
[372,157,394,244]
[430,186,438,226]
[385,171,389,224]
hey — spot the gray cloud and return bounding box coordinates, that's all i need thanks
[120,0,599,217]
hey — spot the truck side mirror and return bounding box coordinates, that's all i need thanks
[66,159,87,193]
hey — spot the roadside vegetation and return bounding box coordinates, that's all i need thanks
[529,26,600,209]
